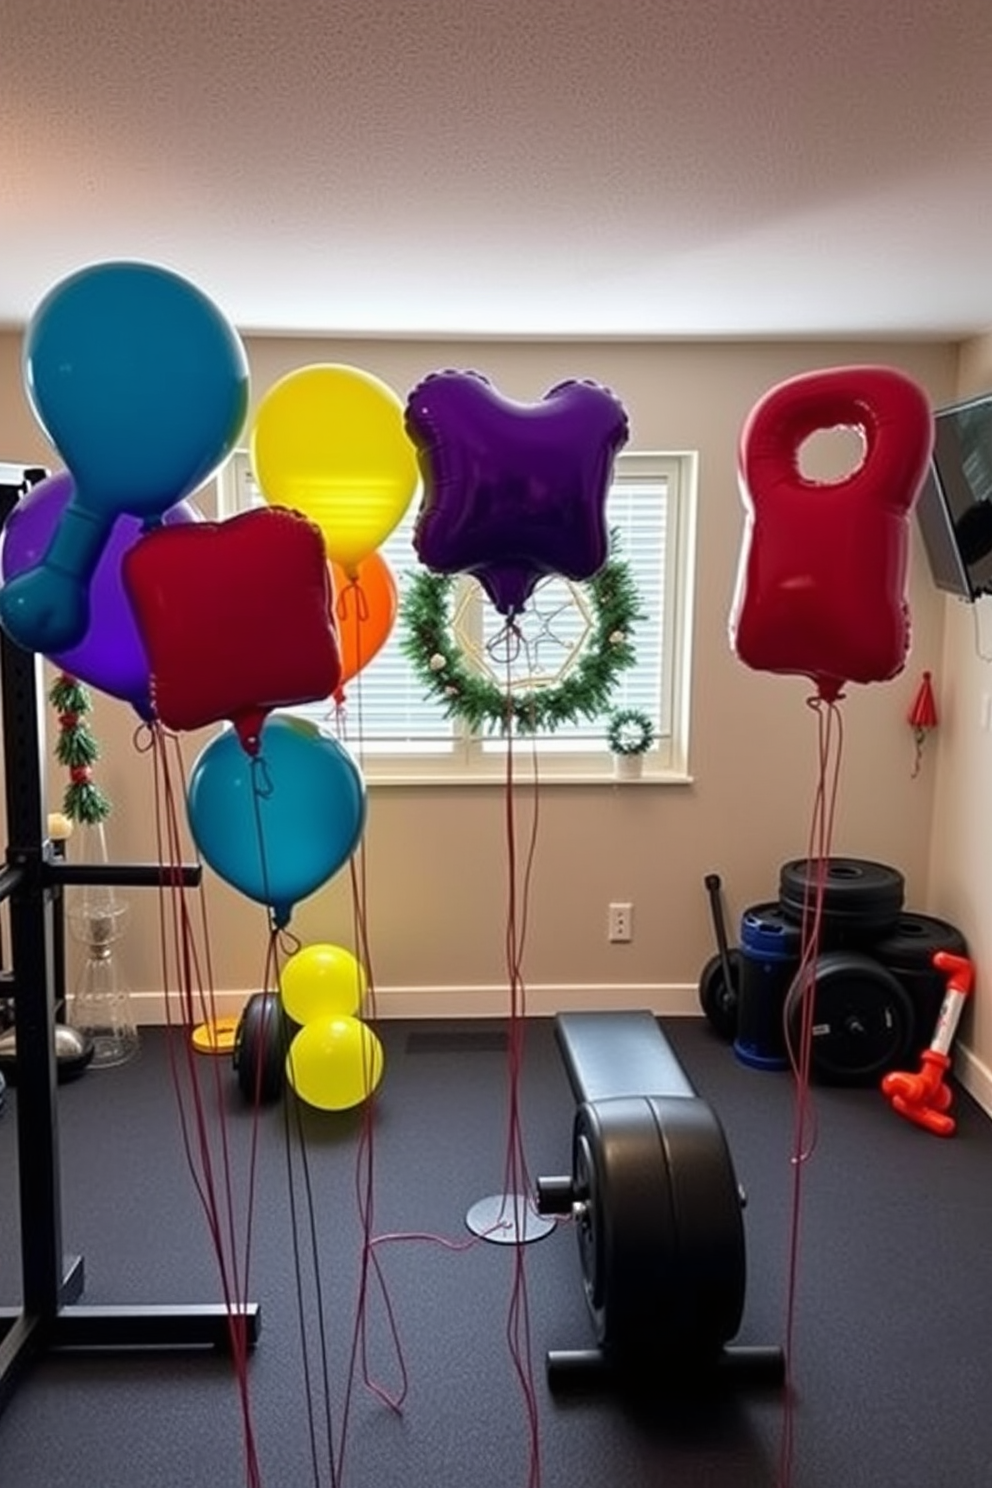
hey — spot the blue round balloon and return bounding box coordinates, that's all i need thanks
[187,715,366,927]
[23,260,249,520]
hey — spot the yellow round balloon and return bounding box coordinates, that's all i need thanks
[286,1016,384,1111]
[280,942,367,1024]
[249,364,420,571]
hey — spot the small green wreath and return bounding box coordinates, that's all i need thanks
[400,548,645,734]
[606,707,656,756]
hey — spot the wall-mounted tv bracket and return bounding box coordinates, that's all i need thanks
[0,479,259,1421]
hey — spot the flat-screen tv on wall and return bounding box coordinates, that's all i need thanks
[916,392,992,601]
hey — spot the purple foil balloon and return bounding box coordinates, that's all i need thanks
[405,371,629,615]
[0,470,198,718]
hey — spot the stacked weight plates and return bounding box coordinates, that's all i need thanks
[777,857,905,948]
[699,857,969,1086]
[778,857,914,1085]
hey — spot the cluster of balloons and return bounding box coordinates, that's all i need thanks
[730,364,934,699]
[280,942,384,1111]
[0,259,636,928]
[0,262,421,928]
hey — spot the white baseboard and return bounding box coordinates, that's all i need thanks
[955,1041,992,1121]
[131,982,701,1026]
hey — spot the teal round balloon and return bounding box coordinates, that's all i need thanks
[187,715,366,927]
[22,260,249,520]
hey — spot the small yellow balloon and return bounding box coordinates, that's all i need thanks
[286,1016,384,1111]
[250,364,420,571]
[280,942,367,1024]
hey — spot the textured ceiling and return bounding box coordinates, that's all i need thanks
[3,0,992,339]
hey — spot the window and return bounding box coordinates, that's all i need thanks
[218,449,696,783]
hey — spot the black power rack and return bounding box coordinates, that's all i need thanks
[0,474,259,1420]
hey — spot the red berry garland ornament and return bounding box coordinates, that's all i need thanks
[49,671,112,825]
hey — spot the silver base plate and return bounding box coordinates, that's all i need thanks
[465,1193,556,1245]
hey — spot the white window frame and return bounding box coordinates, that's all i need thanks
[217,449,697,785]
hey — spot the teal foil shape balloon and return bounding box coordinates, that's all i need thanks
[187,715,366,928]
[2,260,249,655]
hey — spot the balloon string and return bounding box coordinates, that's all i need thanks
[156,728,261,1483]
[347,728,412,1421]
[242,729,343,1488]
[140,722,262,1488]
[315,621,412,1488]
[501,682,543,1488]
[332,640,549,1488]
[777,694,844,1488]
[166,728,261,1328]
[278,1011,343,1488]
[337,577,370,625]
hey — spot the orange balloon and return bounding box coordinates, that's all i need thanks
[330,551,398,691]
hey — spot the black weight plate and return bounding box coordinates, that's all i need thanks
[871,913,969,1050]
[698,949,742,1041]
[233,991,285,1103]
[784,952,915,1086]
[778,857,905,943]
[870,912,968,969]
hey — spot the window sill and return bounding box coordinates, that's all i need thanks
[357,767,695,788]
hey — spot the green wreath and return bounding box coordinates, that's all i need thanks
[400,550,645,734]
[606,707,656,755]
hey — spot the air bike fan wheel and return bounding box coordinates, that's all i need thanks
[569,1095,746,1373]
[784,952,915,1086]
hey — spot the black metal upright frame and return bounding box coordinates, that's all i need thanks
[0,481,259,1420]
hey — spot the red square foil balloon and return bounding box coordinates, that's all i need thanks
[124,506,341,752]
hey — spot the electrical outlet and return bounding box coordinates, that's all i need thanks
[608,902,633,942]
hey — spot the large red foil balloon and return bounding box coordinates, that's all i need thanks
[124,507,341,752]
[730,365,934,700]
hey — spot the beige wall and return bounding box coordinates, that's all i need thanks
[0,331,958,1027]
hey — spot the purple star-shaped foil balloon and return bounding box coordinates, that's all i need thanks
[405,371,630,615]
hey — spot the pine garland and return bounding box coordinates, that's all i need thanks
[48,672,112,824]
[400,546,646,734]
